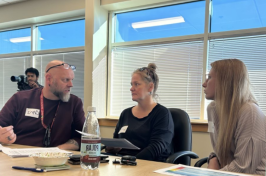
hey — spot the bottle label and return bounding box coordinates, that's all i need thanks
[80,139,101,163]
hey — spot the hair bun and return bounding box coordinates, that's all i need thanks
[148,63,157,71]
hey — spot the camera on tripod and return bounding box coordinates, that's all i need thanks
[10,75,29,91]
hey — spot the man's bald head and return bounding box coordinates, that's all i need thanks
[45,60,65,74]
[43,60,75,102]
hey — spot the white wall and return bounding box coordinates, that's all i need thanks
[0,0,85,30]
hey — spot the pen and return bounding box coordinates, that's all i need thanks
[12,166,44,172]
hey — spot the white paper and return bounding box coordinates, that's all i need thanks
[2,147,72,158]
[154,164,249,176]
[118,126,128,134]
[76,130,99,138]
[25,108,40,118]
[0,144,10,152]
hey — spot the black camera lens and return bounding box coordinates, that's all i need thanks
[11,76,22,82]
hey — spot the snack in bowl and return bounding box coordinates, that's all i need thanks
[30,152,72,166]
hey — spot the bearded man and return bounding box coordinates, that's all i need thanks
[0,60,85,150]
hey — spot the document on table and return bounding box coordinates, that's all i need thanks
[101,138,140,150]
[154,164,249,176]
[76,130,140,150]
[0,144,10,152]
[1,147,72,158]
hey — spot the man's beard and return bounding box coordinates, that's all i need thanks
[50,82,70,102]
[53,90,70,102]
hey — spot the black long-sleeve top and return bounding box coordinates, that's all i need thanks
[114,104,174,162]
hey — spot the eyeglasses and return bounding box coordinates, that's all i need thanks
[138,67,150,76]
[46,63,76,73]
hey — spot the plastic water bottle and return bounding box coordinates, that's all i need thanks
[80,106,101,170]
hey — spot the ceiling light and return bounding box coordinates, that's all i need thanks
[132,16,185,29]
[9,36,44,43]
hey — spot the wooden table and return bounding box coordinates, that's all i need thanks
[0,144,258,176]
[0,144,176,176]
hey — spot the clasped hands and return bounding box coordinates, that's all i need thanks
[0,126,16,144]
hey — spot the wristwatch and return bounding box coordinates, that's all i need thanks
[207,153,217,164]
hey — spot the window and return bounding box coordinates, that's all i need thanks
[0,56,31,110]
[0,28,31,54]
[36,19,85,50]
[115,1,205,42]
[110,1,206,119]
[0,19,85,110]
[111,40,204,119]
[208,34,266,115]
[211,0,266,32]
[110,0,266,120]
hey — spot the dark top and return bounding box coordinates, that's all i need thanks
[114,104,174,161]
[20,82,43,91]
[0,88,85,148]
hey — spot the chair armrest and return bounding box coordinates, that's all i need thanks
[194,157,208,167]
[166,151,199,164]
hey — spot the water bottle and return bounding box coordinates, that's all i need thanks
[80,106,101,170]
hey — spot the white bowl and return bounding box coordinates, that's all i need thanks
[30,152,71,166]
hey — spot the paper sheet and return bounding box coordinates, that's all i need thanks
[2,147,72,158]
[0,144,10,152]
[154,164,249,176]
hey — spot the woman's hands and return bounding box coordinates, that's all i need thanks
[105,146,122,154]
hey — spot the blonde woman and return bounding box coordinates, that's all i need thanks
[202,59,266,174]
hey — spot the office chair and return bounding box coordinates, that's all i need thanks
[165,108,199,165]
[194,157,208,167]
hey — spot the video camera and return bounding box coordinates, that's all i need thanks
[10,75,29,91]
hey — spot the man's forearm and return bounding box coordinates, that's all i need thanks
[57,139,79,151]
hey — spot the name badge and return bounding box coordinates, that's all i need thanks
[25,108,40,118]
[208,121,214,133]
[118,126,128,134]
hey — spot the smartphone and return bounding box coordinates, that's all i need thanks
[68,159,80,165]
[69,155,81,161]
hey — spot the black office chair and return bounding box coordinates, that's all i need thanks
[194,157,208,167]
[165,108,199,165]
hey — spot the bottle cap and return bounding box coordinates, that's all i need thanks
[87,106,96,112]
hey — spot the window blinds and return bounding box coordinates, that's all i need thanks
[111,40,204,119]
[208,34,266,115]
[92,56,107,118]
[34,51,84,102]
[0,56,31,110]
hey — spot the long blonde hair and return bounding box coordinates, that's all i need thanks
[211,59,256,167]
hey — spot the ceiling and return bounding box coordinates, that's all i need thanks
[0,0,29,7]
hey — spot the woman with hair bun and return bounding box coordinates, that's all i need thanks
[107,63,174,162]
[203,59,266,175]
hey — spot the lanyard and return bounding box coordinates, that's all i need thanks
[40,90,60,130]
